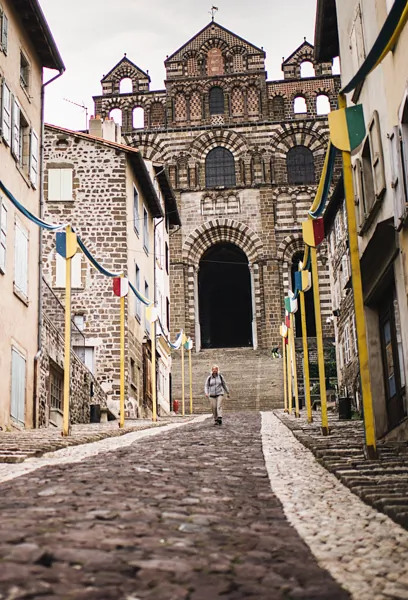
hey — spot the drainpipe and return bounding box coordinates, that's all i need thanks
[33,68,65,428]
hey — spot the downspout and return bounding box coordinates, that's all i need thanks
[33,68,65,428]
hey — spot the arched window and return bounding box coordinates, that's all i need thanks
[109,108,122,126]
[316,94,331,115]
[119,78,133,94]
[132,107,144,129]
[287,146,315,184]
[332,56,341,75]
[205,147,236,188]
[294,96,307,114]
[209,87,224,115]
[300,61,315,78]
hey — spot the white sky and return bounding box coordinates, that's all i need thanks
[40,0,318,131]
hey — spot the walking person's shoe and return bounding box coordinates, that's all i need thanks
[217,417,222,425]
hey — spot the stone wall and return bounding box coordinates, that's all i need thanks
[38,314,107,428]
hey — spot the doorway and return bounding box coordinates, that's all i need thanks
[199,243,253,348]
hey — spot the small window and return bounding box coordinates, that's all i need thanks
[73,314,85,331]
[135,264,141,320]
[133,186,139,234]
[14,221,28,297]
[209,87,224,115]
[316,95,331,115]
[1,80,11,145]
[143,207,149,253]
[0,8,8,54]
[294,96,307,114]
[0,198,7,273]
[20,52,30,91]
[48,168,73,201]
[11,347,26,424]
[55,252,82,288]
[287,146,315,184]
[50,364,63,411]
[205,147,236,188]
[300,61,315,78]
[132,107,144,129]
[119,78,133,94]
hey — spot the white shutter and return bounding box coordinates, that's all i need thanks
[368,111,386,199]
[389,126,407,230]
[352,158,366,228]
[11,97,21,159]
[55,253,65,287]
[0,199,7,272]
[61,169,73,201]
[11,348,26,424]
[48,169,61,201]
[14,221,28,296]
[2,81,11,145]
[1,13,8,54]
[29,130,39,188]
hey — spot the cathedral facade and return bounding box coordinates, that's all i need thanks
[93,21,340,353]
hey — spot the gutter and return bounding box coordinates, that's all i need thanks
[33,67,65,428]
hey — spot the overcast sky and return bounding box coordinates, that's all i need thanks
[40,0,318,131]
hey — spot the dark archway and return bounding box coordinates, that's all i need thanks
[199,243,253,348]
[291,252,316,337]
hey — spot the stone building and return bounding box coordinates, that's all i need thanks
[0,0,64,429]
[94,20,340,407]
[42,119,180,419]
[315,0,408,436]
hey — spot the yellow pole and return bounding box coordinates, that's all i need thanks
[300,291,313,423]
[290,313,300,418]
[119,292,125,428]
[181,342,185,416]
[310,246,329,435]
[282,337,288,413]
[287,322,292,415]
[62,252,72,437]
[339,94,377,458]
[189,347,193,415]
[151,318,157,422]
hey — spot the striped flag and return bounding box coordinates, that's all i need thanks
[113,277,129,298]
[302,217,325,248]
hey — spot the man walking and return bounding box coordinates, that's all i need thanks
[205,365,230,426]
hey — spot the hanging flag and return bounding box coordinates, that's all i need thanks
[146,305,158,324]
[328,105,365,152]
[302,218,325,248]
[184,338,194,351]
[56,226,77,259]
[295,270,312,293]
[284,294,298,314]
[113,277,129,298]
[285,311,291,329]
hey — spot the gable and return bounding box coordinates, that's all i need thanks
[165,21,265,64]
[101,56,150,84]
[282,41,315,66]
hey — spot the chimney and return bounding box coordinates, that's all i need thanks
[89,115,103,138]
[102,117,117,143]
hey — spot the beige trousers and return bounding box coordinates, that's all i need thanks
[209,395,223,420]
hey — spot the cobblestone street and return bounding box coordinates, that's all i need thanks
[0,413,407,599]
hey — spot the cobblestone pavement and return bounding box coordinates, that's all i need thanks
[275,410,408,530]
[0,417,194,464]
[0,413,350,600]
[262,412,408,600]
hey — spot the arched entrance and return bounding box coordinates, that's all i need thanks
[199,243,253,348]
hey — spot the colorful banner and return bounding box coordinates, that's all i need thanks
[56,228,77,259]
[328,105,366,152]
[113,277,129,298]
[302,218,325,248]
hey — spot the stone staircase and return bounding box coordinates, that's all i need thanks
[172,347,284,414]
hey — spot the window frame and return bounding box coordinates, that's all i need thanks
[1,80,12,146]
[286,146,315,185]
[0,7,8,54]
[48,168,74,202]
[209,86,224,116]
[205,147,236,188]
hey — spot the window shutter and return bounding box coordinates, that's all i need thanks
[2,13,8,54]
[2,81,11,145]
[352,158,365,228]
[11,97,21,159]
[61,169,73,201]
[133,187,139,233]
[11,348,26,424]
[55,253,65,287]
[14,222,28,296]
[369,111,386,199]
[29,129,39,188]
[389,126,407,230]
[0,199,7,272]
[48,169,61,200]
[72,253,82,288]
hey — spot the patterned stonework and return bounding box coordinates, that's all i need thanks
[94,22,339,351]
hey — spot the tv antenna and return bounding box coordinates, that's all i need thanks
[63,98,89,130]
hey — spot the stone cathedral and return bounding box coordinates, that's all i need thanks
[94,19,340,406]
